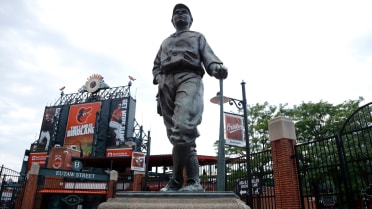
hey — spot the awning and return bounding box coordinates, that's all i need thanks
[38,189,106,194]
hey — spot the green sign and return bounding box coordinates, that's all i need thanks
[39,168,109,181]
[72,160,83,171]
[62,195,83,206]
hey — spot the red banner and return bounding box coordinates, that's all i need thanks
[105,148,132,157]
[27,152,48,171]
[65,102,101,157]
[224,112,246,147]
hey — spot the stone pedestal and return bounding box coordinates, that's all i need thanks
[98,192,250,209]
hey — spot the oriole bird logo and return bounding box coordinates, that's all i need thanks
[77,107,92,123]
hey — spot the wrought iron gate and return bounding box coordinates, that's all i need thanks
[0,165,26,209]
[296,102,372,209]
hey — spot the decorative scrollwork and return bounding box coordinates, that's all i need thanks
[228,98,243,110]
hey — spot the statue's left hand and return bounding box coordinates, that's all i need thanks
[210,63,228,79]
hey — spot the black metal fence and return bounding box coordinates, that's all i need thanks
[295,102,372,209]
[0,165,26,209]
[295,136,341,209]
[200,150,276,208]
[250,150,275,209]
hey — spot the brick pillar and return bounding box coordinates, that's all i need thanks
[268,117,301,209]
[106,170,118,200]
[21,164,40,209]
[132,171,145,191]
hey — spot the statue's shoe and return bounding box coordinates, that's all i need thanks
[160,180,182,192]
[178,183,204,192]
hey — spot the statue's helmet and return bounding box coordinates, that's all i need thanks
[173,4,192,18]
[172,3,193,26]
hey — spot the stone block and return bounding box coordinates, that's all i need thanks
[98,192,250,209]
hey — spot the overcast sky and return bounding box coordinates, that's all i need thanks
[1,0,371,172]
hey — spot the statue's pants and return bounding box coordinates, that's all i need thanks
[157,72,203,184]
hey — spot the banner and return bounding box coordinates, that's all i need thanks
[34,107,60,152]
[131,152,146,171]
[224,112,246,147]
[27,152,48,171]
[106,148,132,157]
[106,99,127,148]
[64,102,101,157]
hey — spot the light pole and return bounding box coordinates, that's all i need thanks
[210,81,253,206]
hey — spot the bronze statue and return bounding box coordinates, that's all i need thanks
[152,3,228,192]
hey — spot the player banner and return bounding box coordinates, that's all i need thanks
[34,107,60,152]
[64,102,101,157]
[106,99,127,149]
[224,112,246,147]
[131,152,146,171]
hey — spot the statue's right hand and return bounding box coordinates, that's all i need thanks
[210,63,228,79]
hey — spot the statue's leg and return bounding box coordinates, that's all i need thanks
[186,146,199,183]
[158,72,204,192]
[170,72,203,143]
[159,143,185,192]
[183,146,203,189]
[171,72,204,192]
[158,74,183,192]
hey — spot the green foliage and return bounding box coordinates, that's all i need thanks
[214,97,365,157]
[281,98,363,143]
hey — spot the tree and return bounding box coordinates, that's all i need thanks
[280,97,363,143]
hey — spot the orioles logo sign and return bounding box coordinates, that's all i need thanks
[77,107,92,123]
[53,154,63,169]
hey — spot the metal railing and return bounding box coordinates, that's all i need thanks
[0,165,26,209]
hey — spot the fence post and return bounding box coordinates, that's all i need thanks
[21,164,40,209]
[106,170,118,200]
[133,171,145,191]
[268,117,301,209]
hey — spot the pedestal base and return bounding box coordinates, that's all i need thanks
[98,192,250,209]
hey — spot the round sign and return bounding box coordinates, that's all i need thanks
[53,155,62,169]
[72,160,83,171]
[86,78,101,93]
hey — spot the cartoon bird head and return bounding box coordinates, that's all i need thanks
[77,107,92,123]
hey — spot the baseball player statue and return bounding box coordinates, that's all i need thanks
[152,3,228,192]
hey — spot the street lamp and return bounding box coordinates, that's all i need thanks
[210,81,253,206]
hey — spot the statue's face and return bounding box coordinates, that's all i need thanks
[172,8,192,28]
